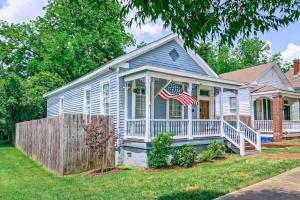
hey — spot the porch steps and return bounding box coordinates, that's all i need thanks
[225,140,259,155]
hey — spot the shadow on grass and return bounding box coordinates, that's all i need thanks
[158,189,300,200]
[158,190,225,200]
[0,143,13,148]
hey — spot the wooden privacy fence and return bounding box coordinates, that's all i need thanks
[15,114,115,176]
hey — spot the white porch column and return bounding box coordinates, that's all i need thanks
[250,97,255,128]
[124,82,129,139]
[219,87,224,136]
[145,75,151,142]
[188,82,193,139]
[236,89,240,131]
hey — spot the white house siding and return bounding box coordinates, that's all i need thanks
[256,68,289,90]
[46,69,119,132]
[216,87,251,116]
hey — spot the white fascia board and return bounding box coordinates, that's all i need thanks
[119,65,244,87]
[174,37,219,78]
[44,34,178,97]
[251,90,300,99]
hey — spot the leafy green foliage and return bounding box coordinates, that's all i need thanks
[0,0,132,141]
[122,0,300,48]
[197,37,291,74]
[199,149,215,161]
[0,0,133,81]
[207,141,226,158]
[172,145,196,167]
[148,132,174,168]
[199,142,226,161]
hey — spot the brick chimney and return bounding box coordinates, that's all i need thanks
[293,59,300,75]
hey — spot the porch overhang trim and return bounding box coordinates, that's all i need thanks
[251,90,300,99]
[119,65,244,89]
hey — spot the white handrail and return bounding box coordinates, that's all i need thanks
[254,120,273,132]
[222,120,241,149]
[240,121,261,152]
[192,120,221,137]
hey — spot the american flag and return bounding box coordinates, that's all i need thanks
[159,81,198,106]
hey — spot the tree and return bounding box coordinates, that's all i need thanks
[0,0,134,81]
[121,0,300,48]
[26,72,65,117]
[197,37,282,74]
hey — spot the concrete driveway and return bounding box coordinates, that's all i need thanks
[216,167,300,200]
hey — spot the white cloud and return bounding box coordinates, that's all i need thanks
[281,43,300,62]
[0,0,47,23]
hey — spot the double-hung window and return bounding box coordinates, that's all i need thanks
[229,96,237,110]
[59,96,64,115]
[102,83,110,115]
[84,88,91,115]
[135,87,145,119]
[169,99,182,119]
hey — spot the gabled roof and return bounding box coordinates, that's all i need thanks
[285,69,300,89]
[44,34,219,97]
[220,63,273,84]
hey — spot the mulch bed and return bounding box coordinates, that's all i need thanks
[139,156,228,173]
[254,153,300,159]
[262,143,300,148]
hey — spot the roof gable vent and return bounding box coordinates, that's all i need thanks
[169,48,179,61]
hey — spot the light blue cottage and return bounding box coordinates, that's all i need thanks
[44,34,261,167]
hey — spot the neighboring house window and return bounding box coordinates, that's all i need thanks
[84,88,91,115]
[59,96,64,115]
[135,87,145,118]
[169,99,182,119]
[229,96,237,110]
[102,83,110,115]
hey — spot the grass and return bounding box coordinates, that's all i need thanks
[262,139,300,154]
[1,145,300,200]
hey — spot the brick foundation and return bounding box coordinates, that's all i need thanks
[272,95,283,142]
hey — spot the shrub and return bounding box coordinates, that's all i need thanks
[199,149,214,161]
[172,145,196,167]
[148,132,175,168]
[207,141,226,158]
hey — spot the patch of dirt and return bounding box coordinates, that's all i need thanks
[89,168,123,176]
[254,153,300,159]
[262,143,300,148]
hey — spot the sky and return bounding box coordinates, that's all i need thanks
[0,0,300,63]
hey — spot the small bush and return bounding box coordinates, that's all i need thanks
[172,145,196,167]
[148,132,174,168]
[199,149,214,161]
[207,141,226,158]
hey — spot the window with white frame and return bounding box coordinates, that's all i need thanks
[59,96,64,115]
[169,99,182,119]
[102,83,110,115]
[229,96,237,110]
[84,88,91,115]
[135,87,145,118]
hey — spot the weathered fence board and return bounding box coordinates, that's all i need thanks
[16,114,115,176]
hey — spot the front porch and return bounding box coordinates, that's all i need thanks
[120,65,261,155]
[251,89,300,140]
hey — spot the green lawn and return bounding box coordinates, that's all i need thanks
[262,139,300,154]
[1,145,300,200]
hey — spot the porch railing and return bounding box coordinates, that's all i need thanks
[192,120,221,137]
[150,119,188,139]
[240,121,261,151]
[254,120,273,132]
[126,119,146,138]
[283,121,300,132]
[254,120,300,133]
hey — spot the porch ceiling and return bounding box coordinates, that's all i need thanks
[251,88,300,99]
[119,65,244,89]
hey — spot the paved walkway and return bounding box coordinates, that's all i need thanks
[216,167,300,200]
